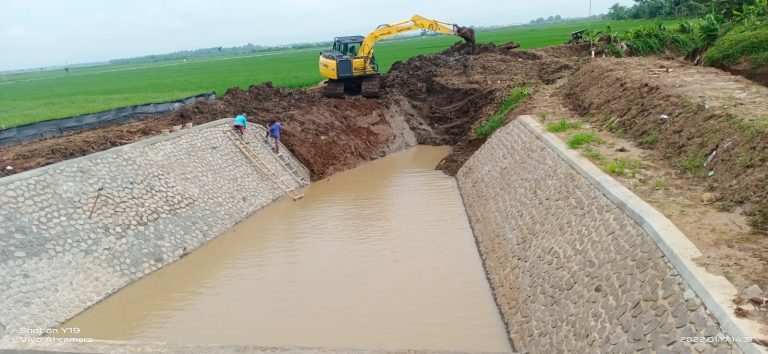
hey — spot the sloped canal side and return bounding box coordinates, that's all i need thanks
[57,146,512,353]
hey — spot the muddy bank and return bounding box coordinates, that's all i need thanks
[0,41,584,180]
[559,57,768,232]
[0,84,417,180]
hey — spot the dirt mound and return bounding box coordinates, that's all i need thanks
[383,42,576,174]
[560,57,768,231]
[0,42,582,180]
[717,57,768,87]
[0,83,416,180]
[440,42,502,56]
[533,43,591,58]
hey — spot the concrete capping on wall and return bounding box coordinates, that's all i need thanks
[0,119,229,185]
[1,118,309,186]
[517,115,765,354]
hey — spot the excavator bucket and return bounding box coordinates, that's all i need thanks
[457,26,476,44]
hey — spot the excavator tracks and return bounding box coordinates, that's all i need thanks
[361,76,381,98]
[322,80,345,98]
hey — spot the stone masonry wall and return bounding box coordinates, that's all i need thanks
[0,119,308,342]
[457,118,738,353]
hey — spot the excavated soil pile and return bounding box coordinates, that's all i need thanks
[0,84,413,180]
[560,57,768,231]
[0,42,580,179]
[173,84,419,179]
[384,42,581,174]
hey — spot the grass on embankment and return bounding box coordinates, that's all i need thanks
[474,86,530,138]
[0,19,667,128]
[705,22,768,70]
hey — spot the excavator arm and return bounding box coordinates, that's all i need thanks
[358,15,475,59]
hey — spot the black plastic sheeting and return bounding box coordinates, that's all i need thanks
[0,92,216,147]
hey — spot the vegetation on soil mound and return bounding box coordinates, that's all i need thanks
[475,86,530,138]
[595,0,768,85]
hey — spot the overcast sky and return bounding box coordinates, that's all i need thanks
[0,0,634,71]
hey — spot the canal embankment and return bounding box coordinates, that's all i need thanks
[457,115,763,353]
[0,119,309,344]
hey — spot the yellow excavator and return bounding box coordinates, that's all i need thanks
[319,15,475,98]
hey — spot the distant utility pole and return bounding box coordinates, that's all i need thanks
[589,0,595,57]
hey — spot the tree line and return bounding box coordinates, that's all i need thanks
[607,0,766,21]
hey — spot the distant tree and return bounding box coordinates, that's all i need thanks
[555,15,562,21]
[608,3,631,19]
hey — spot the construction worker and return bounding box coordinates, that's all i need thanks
[265,119,282,154]
[232,113,247,135]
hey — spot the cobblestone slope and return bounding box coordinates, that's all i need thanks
[0,119,308,342]
[457,119,738,353]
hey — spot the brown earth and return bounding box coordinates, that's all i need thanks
[2,43,767,329]
[0,42,574,180]
[560,57,768,233]
[0,84,415,181]
[518,57,768,329]
[718,57,768,87]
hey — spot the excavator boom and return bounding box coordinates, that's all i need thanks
[358,15,475,58]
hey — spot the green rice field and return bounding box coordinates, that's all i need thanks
[0,19,675,128]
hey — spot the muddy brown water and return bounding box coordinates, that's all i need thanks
[57,146,511,352]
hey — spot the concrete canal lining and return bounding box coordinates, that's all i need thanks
[457,115,762,353]
[0,119,309,344]
[1,114,763,353]
[52,146,511,352]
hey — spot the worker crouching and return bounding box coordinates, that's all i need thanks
[232,113,247,135]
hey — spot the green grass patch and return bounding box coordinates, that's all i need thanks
[716,200,736,212]
[580,146,604,160]
[546,119,582,133]
[705,22,768,70]
[654,179,666,189]
[567,132,603,149]
[752,203,768,233]
[739,151,756,168]
[743,116,768,136]
[602,158,642,177]
[475,85,530,138]
[680,156,705,176]
[642,131,660,145]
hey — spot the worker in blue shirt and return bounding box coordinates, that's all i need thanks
[232,113,247,135]
[265,119,282,154]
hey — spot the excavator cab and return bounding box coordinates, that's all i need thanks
[332,37,362,56]
[320,36,380,97]
[320,36,370,80]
